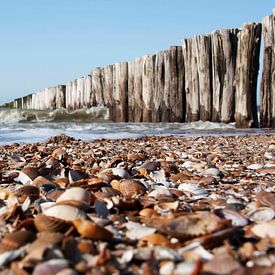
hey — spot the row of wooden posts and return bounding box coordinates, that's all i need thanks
[5,10,275,128]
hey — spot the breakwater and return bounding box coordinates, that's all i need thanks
[4,10,275,128]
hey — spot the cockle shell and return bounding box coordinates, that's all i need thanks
[215,209,248,227]
[34,214,72,233]
[56,187,91,206]
[0,230,36,253]
[52,148,68,160]
[43,205,87,222]
[117,179,146,198]
[141,233,170,246]
[32,259,69,275]
[73,219,113,241]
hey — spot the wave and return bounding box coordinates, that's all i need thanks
[0,107,109,123]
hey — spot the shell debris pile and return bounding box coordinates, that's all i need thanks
[0,134,274,274]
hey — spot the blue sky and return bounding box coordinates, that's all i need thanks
[0,0,274,105]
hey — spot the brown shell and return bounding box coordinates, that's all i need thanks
[15,185,40,203]
[32,176,53,188]
[46,190,64,201]
[73,219,113,241]
[53,177,70,188]
[118,179,146,198]
[34,214,72,233]
[256,191,275,208]
[0,230,36,253]
[21,167,40,180]
[141,233,170,246]
[52,148,68,160]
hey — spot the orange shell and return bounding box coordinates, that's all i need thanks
[73,219,113,241]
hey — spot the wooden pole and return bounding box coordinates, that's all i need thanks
[260,11,275,128]
[102,65,114,120]
[211,29,239,122]
[235,23,262,128]
[113,62,128,122]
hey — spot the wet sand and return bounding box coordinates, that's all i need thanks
[0,134,274,274]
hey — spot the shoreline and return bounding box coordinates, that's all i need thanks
[0,134,274,273]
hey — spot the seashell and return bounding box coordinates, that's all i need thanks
[147,188,173,199]
[111,168,130,179]
[15,185,40,203]
[154,201,179,215]
[204,168,223,177]
[33,176,53,187]
[0,230,36,253]
[52,148,68,160]
[178,183,208,197]
[214,209,248,226]
[125,221,156,240]
[142,213,228,241]
[32,259,69,275]
[247,163,263,170]
[127,153,147,162]
[21,167,40,180]
[68,169,89,183]
[118,179,146,198]
[56,268,78,275]
[171,173,191,183]
[34,214,72,233]
[54,177,70,188]
[55,200,91,211]
[248,207,274,224]
[73,218,113,241]
[110,179,121,192]
[139,208,155,217]
[56,187,91,206]
[256,191,275,208]
[141,233,170,246]
[46,190,64,201]
[43,205,87,221]
[202,252,241,275]
[251,220,275,238]
[138,161,160,172]
[0,249,24,266]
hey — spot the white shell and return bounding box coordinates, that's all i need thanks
[56,187,91,204]
[178,183,208,196]
[247,164,263,170]
[248,207,274,224]
[44,204,87,221]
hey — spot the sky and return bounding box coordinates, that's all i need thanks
[0,0,274,105]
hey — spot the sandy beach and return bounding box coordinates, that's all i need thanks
[0,134,274,274]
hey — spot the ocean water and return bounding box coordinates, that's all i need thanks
[0,108,273,146]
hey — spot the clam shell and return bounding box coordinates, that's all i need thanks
[251,220,275,238]
[43,205,87,222]
[118,179,146,198]
[34,214,72,233]
[56,187,91,205]
[73,219,113,241]
[215,209,248,226]
[0,230,36,253]
[248,207,274,223]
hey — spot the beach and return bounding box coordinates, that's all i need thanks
[0,133,274,274]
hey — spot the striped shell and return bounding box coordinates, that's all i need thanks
[118,179,146,198]
[34,214,72,233]
[43,205,87,222]
[73,219,113,241]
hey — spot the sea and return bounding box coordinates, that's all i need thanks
[0,107,274,146]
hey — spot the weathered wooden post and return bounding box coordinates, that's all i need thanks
[260,10,275,128]
[102,65,114,120]
[113,62,128,122]
[182,34,212,122]
[211,29,239,123]
[235,22,262,128]
[91,68,104,107]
